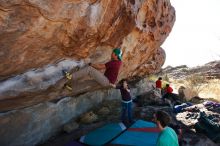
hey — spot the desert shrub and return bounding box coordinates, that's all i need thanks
[163,74,170,82]
[205,98,219,103]
[181,68,188,72]
[176,79,185,84]
[148,75,157,82]
[185,74,207,96]
[162,81,169,89]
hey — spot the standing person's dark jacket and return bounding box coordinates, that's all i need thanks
[116,85,132,101]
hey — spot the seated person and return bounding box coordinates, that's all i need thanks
[162,84,174,101]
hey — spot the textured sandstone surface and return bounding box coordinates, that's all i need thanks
[0,0,175,110]
[0,78,151,146]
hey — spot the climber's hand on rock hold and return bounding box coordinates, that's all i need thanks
[110,83,116,88]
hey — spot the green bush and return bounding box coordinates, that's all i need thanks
[147,75,157,82]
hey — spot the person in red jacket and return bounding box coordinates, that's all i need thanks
[156,77,162,95]
[165,84,173,94]
[162,84,173,102]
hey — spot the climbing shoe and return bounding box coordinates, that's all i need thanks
[62,70,72,80]
[64,83,72,91]
[74,66,80,72]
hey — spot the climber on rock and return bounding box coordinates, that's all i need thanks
[63,48,122,91]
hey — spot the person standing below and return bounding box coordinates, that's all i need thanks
[114,79,133,124]
[155,77,162,95]
[154,110,179,146]
[63,48,122,90]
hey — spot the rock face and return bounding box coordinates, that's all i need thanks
[0,90,112,146]
[0,78,151,146]
[0,0,175,110]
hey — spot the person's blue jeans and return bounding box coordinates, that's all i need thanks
[121,101,132,123]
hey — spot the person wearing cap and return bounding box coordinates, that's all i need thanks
[63,48,122,90]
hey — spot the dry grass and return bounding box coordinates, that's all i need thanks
[172,78,220,102]
[199,79,220,102]
[148,74,220,102]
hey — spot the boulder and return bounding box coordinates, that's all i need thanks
[80,111,98,124]
[63,121,79,133]
[97,107,110,115]
[0,0,175,110]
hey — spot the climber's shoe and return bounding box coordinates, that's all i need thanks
[64,83,73,91]
[62,70,72,80]
[75,66,80,72]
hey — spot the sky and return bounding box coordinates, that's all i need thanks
[162,0,220,67]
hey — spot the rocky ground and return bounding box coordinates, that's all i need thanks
[157,60,220,103]
[37,61,220,146]
[39,97,220,146]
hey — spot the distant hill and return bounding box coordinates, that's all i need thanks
[160,60,220,79]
